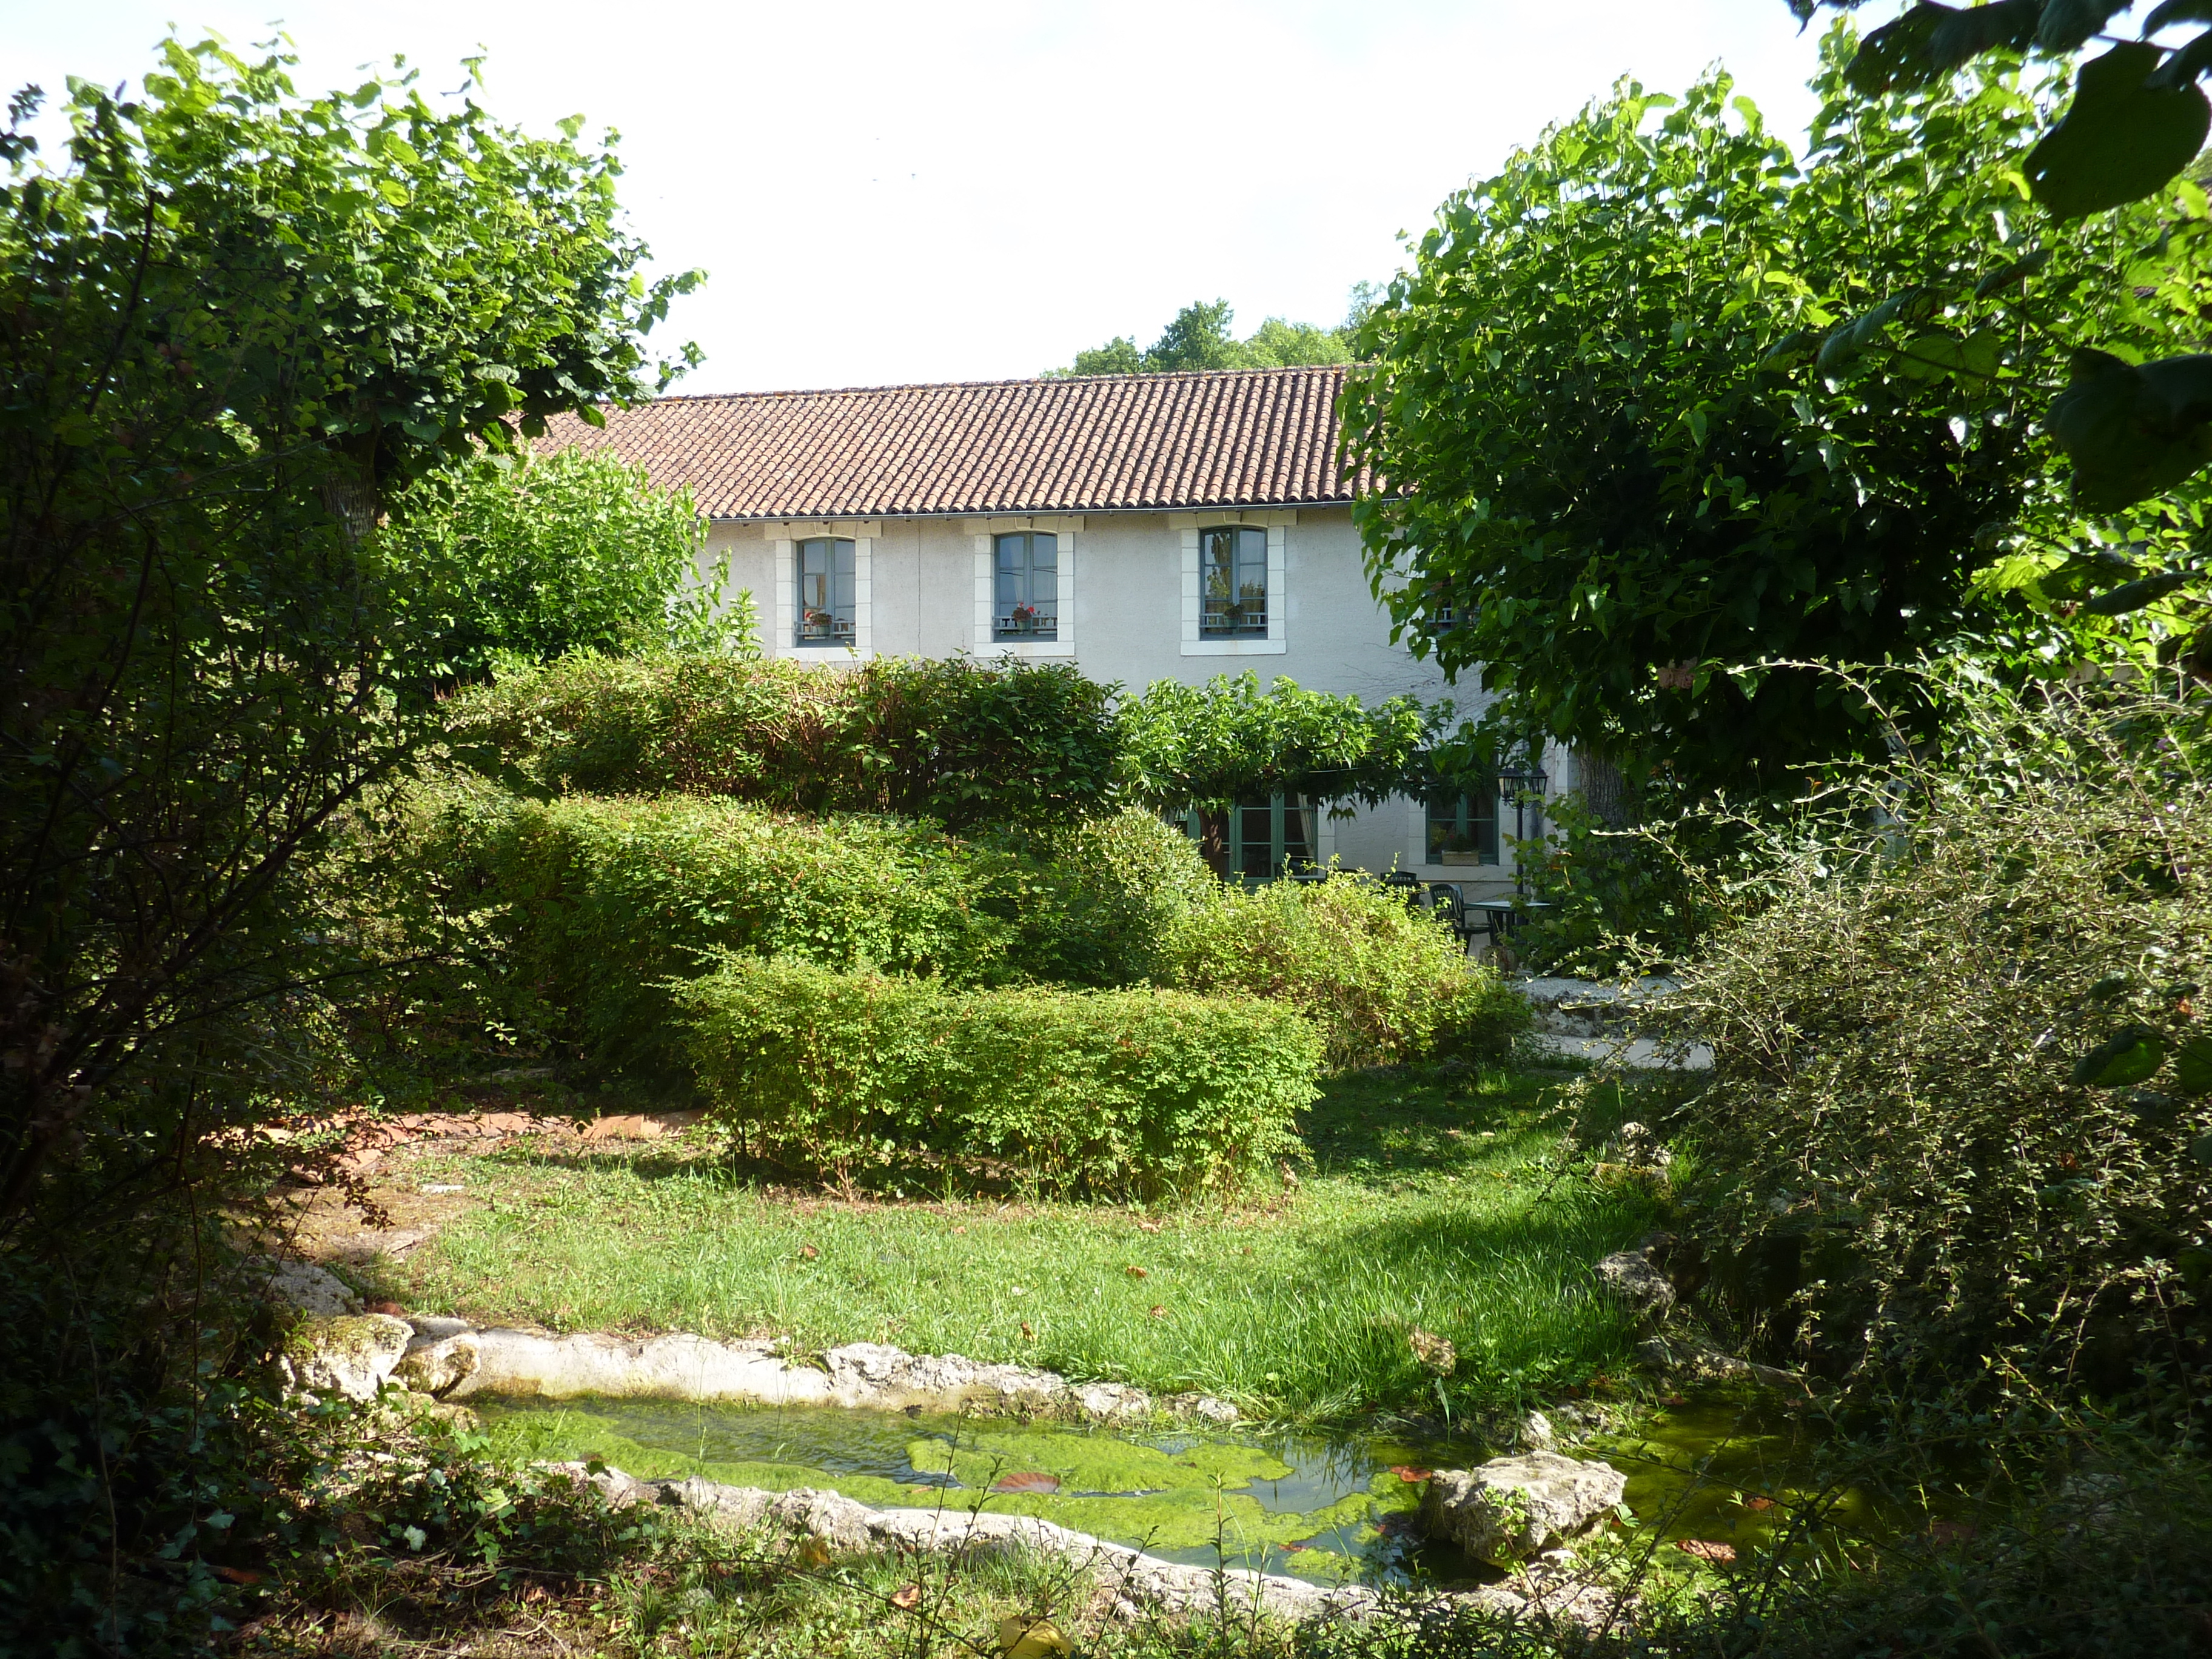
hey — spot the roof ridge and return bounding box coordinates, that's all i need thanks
[634,364,1351,404]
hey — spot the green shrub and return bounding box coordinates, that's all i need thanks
[388,788,1225,1078]
[382,450,752,681]
[679,957,1319,1198]
[988,808,1219,988]
[1670,676,2212,1406]
[1164,874,1529,1070]
[399,785,1039,1078]
[1512,785,1729,977]
[447,648,1118,829]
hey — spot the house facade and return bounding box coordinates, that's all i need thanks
[543,364,1543,891]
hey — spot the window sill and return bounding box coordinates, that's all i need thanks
[1182,637,1287,657]
[987,638,1076,659]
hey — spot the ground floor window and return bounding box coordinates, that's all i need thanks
[1181,794,1316,879]
[1426,789,1498,866]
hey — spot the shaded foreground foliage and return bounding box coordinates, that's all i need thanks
[0,35,692,1229]
[1652,675,2212,1412]
[0,33,697,1650]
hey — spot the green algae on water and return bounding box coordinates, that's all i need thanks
[473,1395,1430,1581]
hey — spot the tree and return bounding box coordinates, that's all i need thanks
[0,36,699,1227]
[381,449,752,681]
[1794,3,2212,531]
[1055,296,1356,377]
[1341,39,2212,791]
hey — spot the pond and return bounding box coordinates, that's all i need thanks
[475,1389,1906,1586]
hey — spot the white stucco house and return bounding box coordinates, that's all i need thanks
[543,364,1549,893]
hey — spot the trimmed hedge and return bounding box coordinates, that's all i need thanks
[984,808,1218,988]
[390,787,1228,1077]
[398,784,1033,1078]
[446,649,1118,828]
[1164,873,1529,1070]
[679,957,1319,1198]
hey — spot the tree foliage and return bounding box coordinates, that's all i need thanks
[381,449,750,680]
[1056,297,1356,377]
[1796,2,2212,519]
[1342,39,2212,789]
[0,35,695,1225]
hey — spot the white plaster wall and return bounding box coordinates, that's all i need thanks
[702,521,776,649]
[702,507,1526,887]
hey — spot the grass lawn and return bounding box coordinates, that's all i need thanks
[381,1063,1660,1423]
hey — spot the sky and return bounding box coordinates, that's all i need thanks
[0,1,1879,394]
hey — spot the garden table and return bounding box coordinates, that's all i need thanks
[1466,897,1553,954]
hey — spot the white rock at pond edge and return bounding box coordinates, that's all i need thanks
[425,1323,1241,1424]
[256,1257,360,1317]
[394,1330,481,1395]
[566,1463,1627,1629]
[281,1313,412,1403]
[1420,1451,1627,1564]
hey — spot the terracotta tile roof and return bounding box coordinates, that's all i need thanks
[536,366,1369,519]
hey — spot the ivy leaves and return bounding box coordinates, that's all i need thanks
[1114,673,1444,813]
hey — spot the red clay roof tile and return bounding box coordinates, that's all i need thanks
[537,366,1368,519]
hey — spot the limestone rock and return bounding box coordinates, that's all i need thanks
[1164,1391,1241,1426]
[394,1331,481,1396]
[1636,1336,1812,1399]
[823,1341,1065,1415]
[1420,1452,1627,1564]
[258,1257,360,1317]
[455,1329,825,1405]
[439,1324,1233,1424]
[559,1461,1624,1629]
[282,1313,413,1402]
[1595,1248,1676,1322]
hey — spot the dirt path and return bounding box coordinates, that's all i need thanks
[254,1107,706,1281]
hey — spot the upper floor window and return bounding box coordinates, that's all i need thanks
[795,537,856,646]
[1426,788,1499,866]
[1200,526,1267,637]
[993,531,1058,640]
